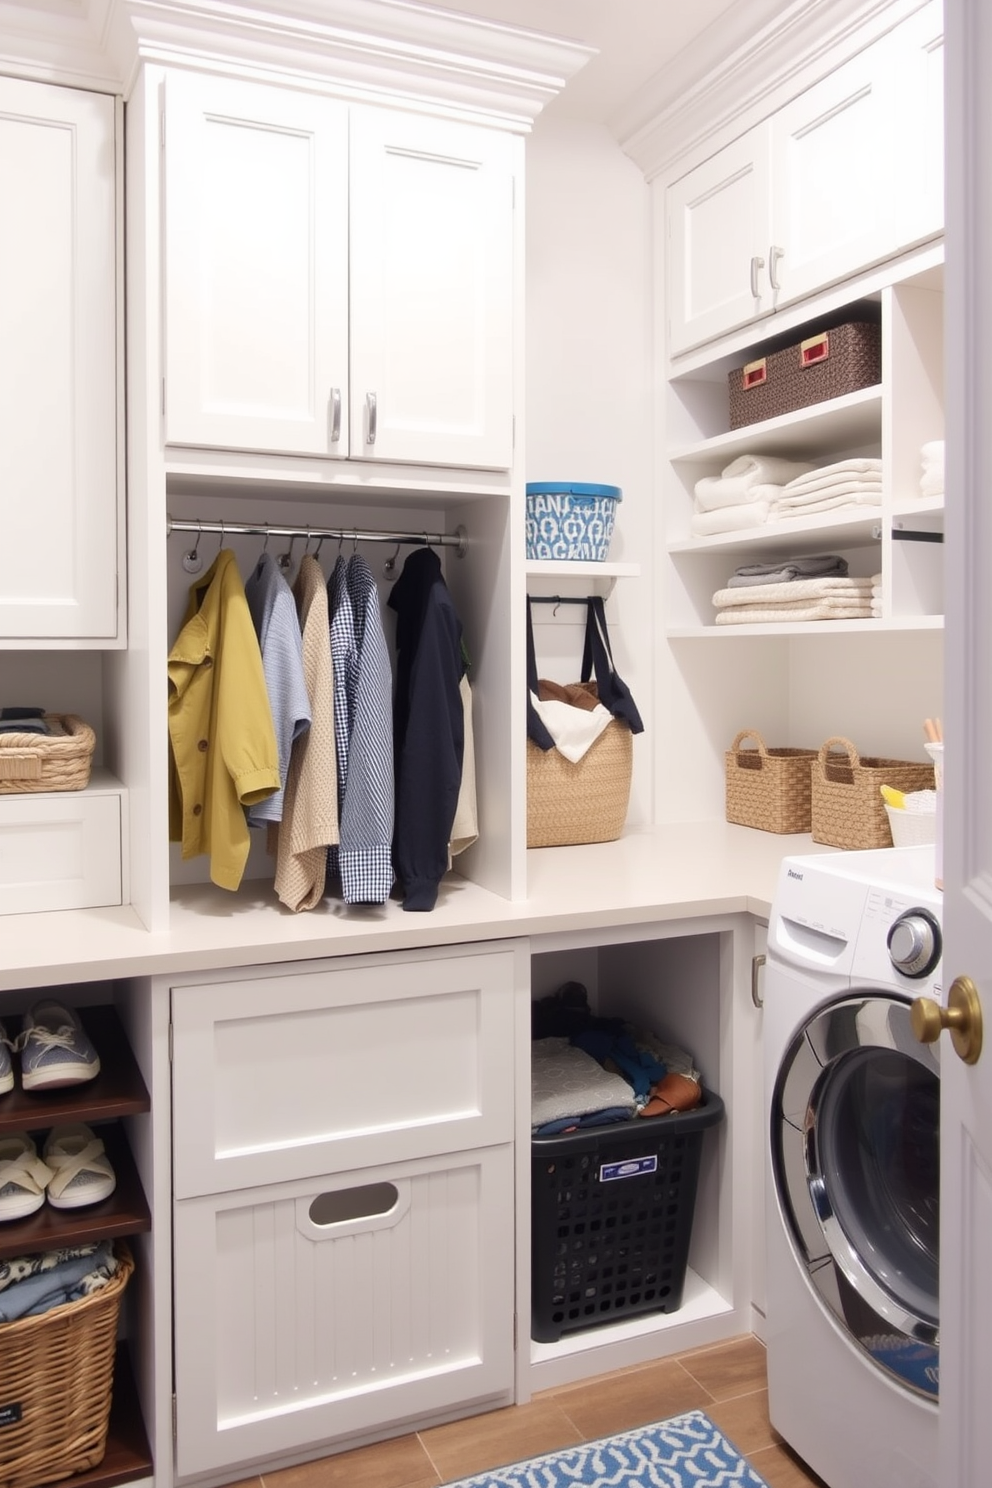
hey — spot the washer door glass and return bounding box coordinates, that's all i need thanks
[771,992,940,1400]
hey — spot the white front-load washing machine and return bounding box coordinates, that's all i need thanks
[764,845,941,1488]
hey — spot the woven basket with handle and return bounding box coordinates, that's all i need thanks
[527,720,633,848]
[725,729,817,834]
[0,1241,133,1488]
[0,715,95,794]
[811,736,935,849]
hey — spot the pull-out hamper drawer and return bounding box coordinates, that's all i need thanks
[173,1144,515,1477]
[0,788,121,914]
[171,942,521,1198]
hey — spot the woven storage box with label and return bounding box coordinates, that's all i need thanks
[0,1241,133,1488]
[728,321,881,430]
[0,715,95,794]
[811,736,935,850]
[725,729,817,834]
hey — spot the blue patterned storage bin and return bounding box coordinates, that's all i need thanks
[525,482,622,561]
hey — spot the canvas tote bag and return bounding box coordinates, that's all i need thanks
[526,597,644,847]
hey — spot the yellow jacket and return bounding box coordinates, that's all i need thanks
[168,549,280,890]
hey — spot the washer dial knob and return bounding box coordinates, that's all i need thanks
[887,907,942,979]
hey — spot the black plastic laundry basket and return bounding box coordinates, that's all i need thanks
[531,1090,725,1342]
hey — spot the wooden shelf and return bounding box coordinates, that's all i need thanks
[526,560,640,579]
[0,1005,150,1135]
[668,385,882,465]
[0,1124,150,1259]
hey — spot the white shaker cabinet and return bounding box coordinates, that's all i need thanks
[666,128,773,359]
[666,15,937,358]
[0,77,120,642]
[163,72,516,469]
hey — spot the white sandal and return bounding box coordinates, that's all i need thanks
[0,1133,54,1221]
[43,1124,116,1210]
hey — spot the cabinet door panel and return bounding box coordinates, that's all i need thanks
[892,0,944,250]
[349,109,515,469]
[171,945,517,1197]
[770,41,897,306]
[174,1145,514,1476]
[0,79,118,640]
[163,73,349,456]
[666,128,772,357]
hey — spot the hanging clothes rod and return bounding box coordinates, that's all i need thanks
[528,595,595,605]
[166,516,468,556]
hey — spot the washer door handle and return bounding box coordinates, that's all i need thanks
[912,975,983,1064]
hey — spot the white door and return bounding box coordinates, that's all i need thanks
[666,125,772,358]
[769,38,897,308]
[349,108,516,469]
[0,78,119,640]
[938,2,992,1480]
[163,72,349,456]
[892,1,945,251]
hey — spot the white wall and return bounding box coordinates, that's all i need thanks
[525,115,655,827]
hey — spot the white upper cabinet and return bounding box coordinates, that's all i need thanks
[767,37,896,309]
[163,72,350,458]
[163,73,516,470]
[666,7,943,359]
[349,108,515,469]
[666,128,772,358]
[892,0,944,250]
[0,77,119,642]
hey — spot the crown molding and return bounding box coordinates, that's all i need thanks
[0,0,594,124]
[613,0,930,180]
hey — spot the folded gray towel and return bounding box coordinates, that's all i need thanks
[531,1037,638,1129]
[727,554,849,587]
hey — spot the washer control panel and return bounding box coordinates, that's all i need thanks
[887,907,943,979]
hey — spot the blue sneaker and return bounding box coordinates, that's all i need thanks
[0,1023,13,1096]
[19,1002,101,1091]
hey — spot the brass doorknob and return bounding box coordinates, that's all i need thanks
[911,975,984,1065]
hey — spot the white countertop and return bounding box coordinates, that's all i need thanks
[0,822,836,991]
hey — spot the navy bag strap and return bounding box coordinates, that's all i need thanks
[526,598,556,751]
[580,596,644,734]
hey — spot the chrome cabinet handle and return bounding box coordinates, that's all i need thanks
[768,244,785,292]
[329,387,341,444]
[749,254,765,299]
[751,953,766,1009]
[366,391,377,446]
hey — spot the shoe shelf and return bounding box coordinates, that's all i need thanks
[0,1123,150,1260]
[0,1005,151,1134]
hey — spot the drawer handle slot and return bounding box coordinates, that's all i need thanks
[800,332,830,366]
[309,1182,398,1227]
[742,358,767,390]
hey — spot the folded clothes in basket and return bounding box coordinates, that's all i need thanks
[0,1238,118,1323]
[531,1038,638,1133]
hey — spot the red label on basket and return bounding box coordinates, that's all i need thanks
[742,358,767,389]
[800,332,830,365]
[600,1156,658,1182]
[0,1404,23,1428]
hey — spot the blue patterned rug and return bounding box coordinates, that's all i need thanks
[441,1410,771,1487]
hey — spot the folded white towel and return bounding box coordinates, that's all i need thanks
[694,454,813,510]
[712,576,874,608]
[769,491,883,518]
[920,470,944,499]
[777,472,883,502]
[715,604,875,624]
[783,457,882,491]
[921,440,945,463]
[871,601,883,616]
[691,502,770,537]
[871,573,883,584]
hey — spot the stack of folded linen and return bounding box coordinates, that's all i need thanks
[767,457,883,518]
[920,440,944,498]
[724,553,850,587]
[712,573,879,624]
[690,454,814,536]
[871,575,883,617]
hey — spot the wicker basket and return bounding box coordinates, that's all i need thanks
[728,321,881,429]
[725,729,817,834]
[811,736,936,850]
[0,715,96,795]
[0,1241,133,1488]
[527,722,633,848]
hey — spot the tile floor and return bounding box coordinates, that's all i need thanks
[241,1335,828,1488]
